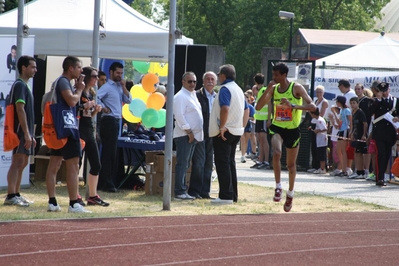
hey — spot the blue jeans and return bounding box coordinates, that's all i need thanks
[188,137,213,197]
[174,136,197,195]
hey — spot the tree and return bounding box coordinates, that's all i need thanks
[156,0,389,87]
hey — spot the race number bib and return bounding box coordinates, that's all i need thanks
[275,104,293,121]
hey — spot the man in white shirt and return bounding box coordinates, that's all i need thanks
[338,79,357,108]
[173,72,204,200]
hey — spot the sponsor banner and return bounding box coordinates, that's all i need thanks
[0,35,34,188]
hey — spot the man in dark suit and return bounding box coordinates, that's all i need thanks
[7,45,17,73]
[369,82,399,186]
[188,71,217,199]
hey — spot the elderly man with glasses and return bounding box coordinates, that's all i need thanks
[173,71,204,200]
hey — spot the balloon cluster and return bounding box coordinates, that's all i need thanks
[122,73,166,128]
[132,61,168,76]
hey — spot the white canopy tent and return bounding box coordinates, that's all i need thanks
[0,0,192,62]
[316,34,399,70]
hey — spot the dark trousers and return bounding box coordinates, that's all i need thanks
[188,137,213,197]
[99,117,120,190]
[375,139,395,182]
[79,123,101,176]
[310,130,320,169]
[213,132,240,202]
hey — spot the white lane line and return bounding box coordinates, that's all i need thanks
[1,228,398,258]
[143,243,399,266]
[1,217,399,237]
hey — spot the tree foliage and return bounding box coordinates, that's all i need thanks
[157,0,389,87]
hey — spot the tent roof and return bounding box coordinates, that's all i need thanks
[315,34,399,69]
[375,0,399,33]
[0,0,178,61]
[299,28,399,45]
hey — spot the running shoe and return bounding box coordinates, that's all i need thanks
[284,195,293,212]
[273,188,282,202]
[87,195,110,207]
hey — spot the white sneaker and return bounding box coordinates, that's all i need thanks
[4,196,29,207]
[240,156,246,163]
[307,168,316,173]
[347,172,359,179]
[68,203,92,213]
[313,169,326,174]
[330,169,341,176]
[210,198,233,205]
[347,169,354,176]
[17,196,34,205]
[174,193,195,200]
[48,204,62,212]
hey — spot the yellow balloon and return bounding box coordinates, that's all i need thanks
[130,84,149,103]
[148,63,168,77]
[122,104,141,123]
[146,92,166,110]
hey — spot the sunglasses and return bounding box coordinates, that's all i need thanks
[186,80,197,84]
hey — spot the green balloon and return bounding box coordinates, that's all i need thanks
[153,109,166,128]
[132,61,150,74]
[141,108,159,128]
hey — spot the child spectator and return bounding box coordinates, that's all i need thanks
[328,106,342,175]
[348,97,368,179]
[331,96,352,177]
[310,108,328,174]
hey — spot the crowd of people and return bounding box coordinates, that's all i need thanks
[4,55,132,213]
[243,73,399,190]
[4,56,399,214]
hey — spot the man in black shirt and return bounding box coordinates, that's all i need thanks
[4,56,36,207]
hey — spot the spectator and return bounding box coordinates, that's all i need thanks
[4,56,37,207]
[78,66,109,206]
[251,74,272,170]
[173,71,203,200]
[368,82,399,186]
[48,56,91,213]
[308,85,329,173]
[310,108,328,174]
[348,97,368,179]
[97,62,132,192]
[188,71,217,199]
[331,95,352,177]
[209,64,249,204]
[240,92,255,163]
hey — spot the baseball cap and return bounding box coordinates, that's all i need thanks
[333,95,346,106]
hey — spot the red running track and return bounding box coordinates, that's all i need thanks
[1,212,399,265]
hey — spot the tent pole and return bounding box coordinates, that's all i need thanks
[163,0,177,210]
[87,0,101,198]
[92,0,101,69]
[15,0,24,79]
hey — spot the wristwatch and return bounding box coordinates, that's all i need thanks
[291,104,297,109]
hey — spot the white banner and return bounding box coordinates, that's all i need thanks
[314,68,399,98]
[0,35,35,189]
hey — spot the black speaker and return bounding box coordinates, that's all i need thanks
[174,45,207,94]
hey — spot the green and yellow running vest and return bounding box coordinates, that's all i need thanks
[272,82,302,129]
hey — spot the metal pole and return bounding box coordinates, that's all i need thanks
[163,0,177,210]
[15,0,24,79]
[86,0,101,199]
[92,0,101,69]
[288,17,293,60]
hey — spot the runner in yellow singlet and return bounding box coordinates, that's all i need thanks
[256,62,316,212]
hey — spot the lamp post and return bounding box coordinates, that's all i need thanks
[279,11,295,60]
